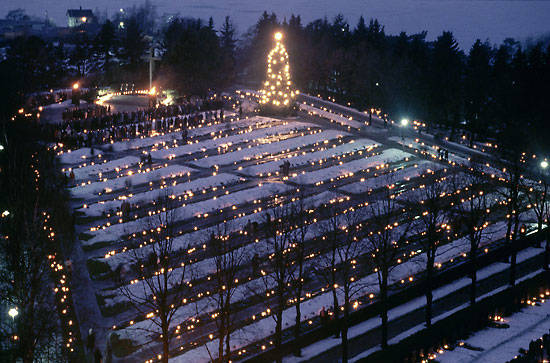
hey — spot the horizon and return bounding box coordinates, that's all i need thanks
[1,0,550,49]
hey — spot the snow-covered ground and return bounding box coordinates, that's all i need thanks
[151,121,315,160]
[71,164,195,200]
[294,148,412,185]
[190,129,350,168]
[300,103,366,130]
[241,138,379,177]
[339,159,443,194]
[285,247,545,363]
[72,156,140,180]
[438,276,550,363]
[79,173,242,217]
[83,182,291,247]
[60,110,540,363]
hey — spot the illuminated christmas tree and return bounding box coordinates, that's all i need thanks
[259,32,298,114]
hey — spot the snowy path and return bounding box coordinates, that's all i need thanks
[286,247,545,363]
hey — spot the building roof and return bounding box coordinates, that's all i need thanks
[66,9,94,18]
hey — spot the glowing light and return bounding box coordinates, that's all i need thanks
[401,118,409,127]
[259,32,297,108]
[73,83,79,90]
[541,160,548,169]
[149,87,157,96]
[81,17,87,23]
[8,308,18,319]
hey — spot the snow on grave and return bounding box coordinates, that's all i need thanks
[71,165,195,200]
[58,147,95,164]
[82,182,292,247]
[72,156,140,180]
[104,116,275,153]
[128,213,540,360]
[241,138,379,176]
[79,173,241,217]
[151,121,315,160]
[191,129,351,168]
[340,159,443,194]
[101,191,343,270]
[300,103,365,130]
[295,148,413,185]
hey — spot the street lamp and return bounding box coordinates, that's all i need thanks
[8,308,18,320]
[400,118,409,143]
[0,144,4,151]
[541,160,548,170]
[1,210,9,218]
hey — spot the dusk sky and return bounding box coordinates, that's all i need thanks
[2,0,550,48]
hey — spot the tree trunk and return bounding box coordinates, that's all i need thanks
[294,297,302,356]
[510,212,520,286]
[332,286,340,338]
[218,310,225,362]
[510,250,517,286]
[162,332,169,363]
[342,289,349,363]
[470,246,477,306]
[275,308,283,363]
[545,236,550,271]
[381,271,389,349]
[225,313,230,363]
[294,254,304,357]
[425,255,434,328]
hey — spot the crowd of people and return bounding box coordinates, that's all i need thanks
[36,97,226,149]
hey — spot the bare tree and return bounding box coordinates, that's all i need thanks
[205,222,245,362]
[288,197,311,357]
[454,168,490,306]
[525,174,550,269]
[117,193,190,363]
[502,154,525,286]
[336,208,365,363]
[407,170,450,328]
[315,203,343,339]
[258,203,295,363]
[362,185,410,349]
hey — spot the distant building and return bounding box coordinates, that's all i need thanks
[0,15,55,41]
[67,7,96,28]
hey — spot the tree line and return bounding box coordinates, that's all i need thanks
[1,8,549,156]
